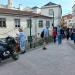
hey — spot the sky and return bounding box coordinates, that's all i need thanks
[1,0,75,15]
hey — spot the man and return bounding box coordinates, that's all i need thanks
[42,27,49,50]
[57,25,62,44]
[18,28,26,54]
[72,26,75,44]
[66,28,70,40]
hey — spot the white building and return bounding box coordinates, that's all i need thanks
[41,2,62,27]
[0,0,62,40]
[72,4,75,27]
[0,8,52,40]
[0,0,13,8]
[29,2,62,27]
[62,14,73,28]
[32,7,41,14]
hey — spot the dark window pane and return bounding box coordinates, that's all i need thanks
[0,18,6,27]
[14,19,20,27]
[3,21,6,27]
[46,21,50,28]
[0,21,2,27]
[27,19,32,28]
[39,20,43,28]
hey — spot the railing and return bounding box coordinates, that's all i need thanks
[25,36,53,51]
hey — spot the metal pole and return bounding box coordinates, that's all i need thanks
[53,10,54,27]
[30,17,32,48]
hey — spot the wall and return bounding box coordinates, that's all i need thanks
[0,14,52,40]
[41,6,62,26]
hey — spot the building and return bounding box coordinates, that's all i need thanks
[62,14,73,28]
[72,4,75,27]
[0,0,62,40]
[41,2,62,27]
[0,8,52,40]
[0,0,13,8]
[32,6,41,14]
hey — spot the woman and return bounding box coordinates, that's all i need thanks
[52,27,57,43]
[18,28,26,54]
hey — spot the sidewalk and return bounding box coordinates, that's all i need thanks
[0,40,75,75]
[67,39,75,50]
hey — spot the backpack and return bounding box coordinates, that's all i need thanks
[41,30,44,38]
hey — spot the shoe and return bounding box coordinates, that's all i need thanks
[20,50,26,54]
[43,47,47,50]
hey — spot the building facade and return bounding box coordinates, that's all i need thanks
[41,2,62,27]
[0,0,62,40]
[62,14,73,28]
[0,8,52,40]
[72,4,75,27]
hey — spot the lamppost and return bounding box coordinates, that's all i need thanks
[29,17,32,48]
[53,10,54,27]
[52,9,54,28]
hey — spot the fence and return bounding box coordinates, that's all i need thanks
[25,36,53,51]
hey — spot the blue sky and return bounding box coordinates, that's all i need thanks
[1,0,75,15]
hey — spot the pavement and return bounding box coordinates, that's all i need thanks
[0,40,75,75]
[67,39,75,50]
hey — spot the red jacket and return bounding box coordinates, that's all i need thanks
[52,30,57,37]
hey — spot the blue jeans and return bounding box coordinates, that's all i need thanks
[20,40,25,51]
[58,35,62,44]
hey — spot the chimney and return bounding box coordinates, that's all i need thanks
[8,0,13,8]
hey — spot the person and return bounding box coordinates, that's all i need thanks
[60,28,64,39]
[41,27,49,50]
[72,27,75,44]
[52,27,57,43]
[15,37,20,53]
[66,28,70,40]
[57,25,62,45]
[18,28,26,54]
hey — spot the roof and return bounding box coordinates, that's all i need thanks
[41,2,61,9]
[44,2,58,6]
[0,8,52,19]
[62,14,73,19]
[32,6,39,9]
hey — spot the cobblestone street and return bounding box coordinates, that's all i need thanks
[0,40,75,75]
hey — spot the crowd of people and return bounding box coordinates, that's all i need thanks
[40,25,75,50]
[14,25,75,52]
[52,26,75,44]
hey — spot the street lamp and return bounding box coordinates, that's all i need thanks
[50,9,54,28]
[53,10,54,27]
[29,17,32,48]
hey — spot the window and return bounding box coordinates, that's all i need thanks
[27,19,32,28]
[0,18,6,27]
[46,21,50,28]
[14,19,20,27]
[49,9,54,16]
[39,20,43,28]
[69,20,71,22]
